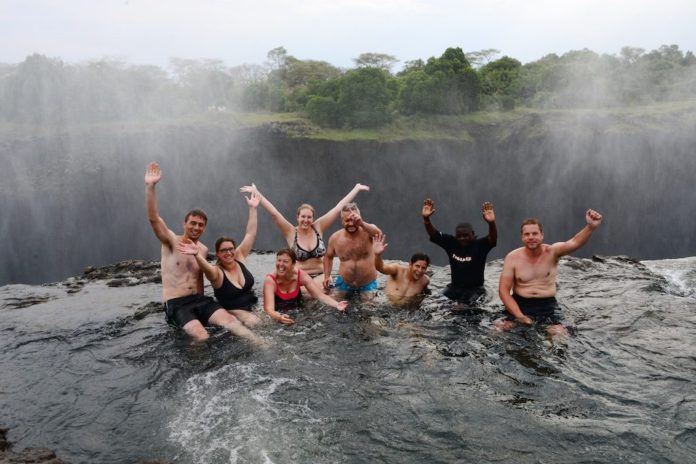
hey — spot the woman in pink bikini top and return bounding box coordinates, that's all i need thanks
[263,248,349,325]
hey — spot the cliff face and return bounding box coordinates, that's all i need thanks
[1,110,695,285]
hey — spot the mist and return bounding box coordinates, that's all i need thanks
[1,51,695,285]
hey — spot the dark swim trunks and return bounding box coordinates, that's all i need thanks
[164,294,223,328]
[503,294,563,326]
[334,276,378,293]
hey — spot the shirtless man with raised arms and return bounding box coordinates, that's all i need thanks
[496,209,603,336]
[145,162,260,343]
[322,203,382,296]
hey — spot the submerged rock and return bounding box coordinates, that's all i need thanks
[0,427,67,464]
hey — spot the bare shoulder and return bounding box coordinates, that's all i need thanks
[161,231,182,251]
[546,242,564,257]
[395,264,410,278]
[504,246,525,260]
[327,229,343,242]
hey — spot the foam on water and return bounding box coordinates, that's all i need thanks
[643,256,696,298]
[167,362,299,463]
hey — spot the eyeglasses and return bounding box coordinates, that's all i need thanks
[218,248,235,254]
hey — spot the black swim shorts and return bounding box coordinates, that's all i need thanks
[503,294,563,326]
[443,284,486,305]
[164,294,223,328]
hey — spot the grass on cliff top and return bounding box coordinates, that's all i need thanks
[234,99,696,142]
[1,100,694,142]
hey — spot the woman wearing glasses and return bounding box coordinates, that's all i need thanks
[176,186,262,327]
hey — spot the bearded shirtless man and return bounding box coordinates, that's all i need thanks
[322,203,382,296]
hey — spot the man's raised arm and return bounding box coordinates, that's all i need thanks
[315,183,370,233]
[482,201,498,246]
[553,209,603,257]
[373,233,399,276]
[422,198,439,239]
[145,162,173,246]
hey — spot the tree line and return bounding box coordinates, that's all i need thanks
[1,44,694,128]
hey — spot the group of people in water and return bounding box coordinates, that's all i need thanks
[144,161,603,343]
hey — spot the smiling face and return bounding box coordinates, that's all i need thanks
[216,240,237,264]
[341,209,359,234]
[275,251,295,277]
[183,214,207,242]
[409,260,429,280]
[521,224,544,250]
[296,207,314,230]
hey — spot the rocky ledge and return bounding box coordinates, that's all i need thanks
[1,427,66,464]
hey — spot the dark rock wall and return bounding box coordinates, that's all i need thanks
[1,113,694,285]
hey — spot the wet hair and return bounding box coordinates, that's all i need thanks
[410,252,430,265]
[296,203,316,218]
[341,202,360,215]
[185,208,208,224]
[276,248,297,263]
[520,218,543,233]
[214,236,237,264]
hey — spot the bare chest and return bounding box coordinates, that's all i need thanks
[514,253,557,284]
[335,233,372,261]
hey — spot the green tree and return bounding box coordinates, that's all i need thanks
[353,53,399,73]
[479,56,522,110]
[169,58,237,109]
[465,49,501,68]
[306,95,343,127]
[338,67,394,127]
[242,81,286,112]
[398,47,480,114]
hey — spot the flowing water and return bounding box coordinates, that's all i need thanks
[1,254,695,463]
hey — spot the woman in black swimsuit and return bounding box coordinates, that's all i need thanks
[243,183,369,284]
[176,186,262,327]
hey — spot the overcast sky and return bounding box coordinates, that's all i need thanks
[2,0,695,69]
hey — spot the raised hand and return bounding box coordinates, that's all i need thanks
[242,183,260,208]
[176,238,200,256]
[422,198,435,219]
[372,232,388,256]
[240,185,257,195]
[144,162,162,186]
[482,202,496,223]
[586,209,603,228]
[348,211,363,227]
[355,183,370,193]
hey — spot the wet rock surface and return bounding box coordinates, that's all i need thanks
[0,427,67,464]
